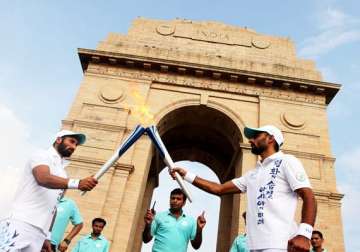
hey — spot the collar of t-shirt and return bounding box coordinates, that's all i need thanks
[59,197,69,203]
[85,234,106,241]
[48,147,71,167]
[167,209,186,218]
[257,151,283,167]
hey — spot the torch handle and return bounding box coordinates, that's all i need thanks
[163,154,193,203]
[81,125,146,196]
[80,153,121,196]
[146,126,193,202]
[93,153,120,180]
[174,172,193,202]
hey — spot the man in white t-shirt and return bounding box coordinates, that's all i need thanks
[0,130,98,252]
[171,125,317,252]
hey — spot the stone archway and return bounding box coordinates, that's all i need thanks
[133,105,243,252]
[63,18,344,252]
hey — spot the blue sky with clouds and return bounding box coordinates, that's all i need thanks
[0,0,359,251]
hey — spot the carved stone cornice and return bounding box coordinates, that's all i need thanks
[283,149,335,162]
[313,190,344,202]
[70,155,134,174]
[236,144,334,162]
[329,192,345,201]
[84,65,326,105]
[78,48,340,104]
[62,119,126,132]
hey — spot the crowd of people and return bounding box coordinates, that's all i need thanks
[0,125,329,252]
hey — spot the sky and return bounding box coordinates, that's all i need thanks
[0,0,359,251]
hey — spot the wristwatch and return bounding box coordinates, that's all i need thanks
[63,239,71,245]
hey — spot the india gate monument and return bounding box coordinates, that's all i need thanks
[63,18,344,251]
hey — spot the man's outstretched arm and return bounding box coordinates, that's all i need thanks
[33,165,97,191]
[171,168,242,196]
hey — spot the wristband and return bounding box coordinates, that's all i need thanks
[184,171,196,184]
[296,223,313,239]
[63,238,71,245]
[67,179,80,189]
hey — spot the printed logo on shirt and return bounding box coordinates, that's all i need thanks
[96,242,102,248]
[295,172,306,182]
[250,170,258,179]
[274,159,282,167]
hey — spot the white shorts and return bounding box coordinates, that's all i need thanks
[0,219,46,252]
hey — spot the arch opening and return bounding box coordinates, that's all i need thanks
[141,162,221,252]
[134,105,244,252]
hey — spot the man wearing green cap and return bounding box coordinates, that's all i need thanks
[0,130,98,252]
[171,125,317,252]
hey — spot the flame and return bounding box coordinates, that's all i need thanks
[129,89,155,126]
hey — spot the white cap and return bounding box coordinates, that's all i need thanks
[54,130,86,145]
[244,125,284,147]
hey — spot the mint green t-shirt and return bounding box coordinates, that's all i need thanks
[151,210,197,252]
[51,197,83,246]
[71,234,109,252]
[230,234,249,252]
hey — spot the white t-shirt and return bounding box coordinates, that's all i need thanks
[232,151,311,250]
[11,147,69,233]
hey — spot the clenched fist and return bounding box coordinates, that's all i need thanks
[169,168,187,180]
[144,209,155,225]
[197,211,206,230]
[78,176,98,191]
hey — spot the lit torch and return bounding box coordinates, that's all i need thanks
[146,125,193,202]
[82,88,193,201]
[81,125,146,195]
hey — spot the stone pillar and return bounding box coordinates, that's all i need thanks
[101,165,134,249]
[216,194,234,252]
[313,191,344,251]
[132,174,158,252]
[110,137,153,252]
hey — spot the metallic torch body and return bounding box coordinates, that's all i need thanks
[146,126,193,202]
[81,125,146,195]
[82,125,193,202]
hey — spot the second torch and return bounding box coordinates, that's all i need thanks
[146,125,193,202]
